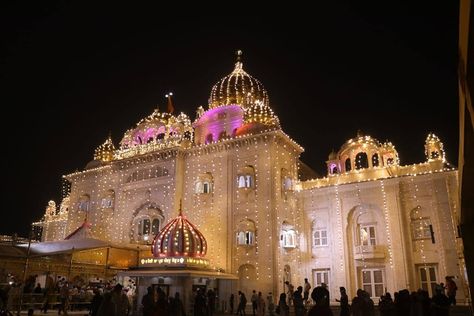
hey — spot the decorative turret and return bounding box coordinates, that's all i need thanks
[326,149,340,175]
[44,200,57,220]
[94,135,116,162]
[117,106,193,159]
[380,141,399,166]
[425,133,446,162]
[152,205,207,258]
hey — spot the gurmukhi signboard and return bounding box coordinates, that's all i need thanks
[139,257,210,268]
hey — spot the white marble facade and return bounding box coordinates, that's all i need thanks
[34,56,467,303]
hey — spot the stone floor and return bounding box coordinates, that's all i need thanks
[13,304,474,315]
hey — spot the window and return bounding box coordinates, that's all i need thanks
[372,154,379,167]
[360,225,376,246]
[152,219,160,235]
[132,206,164,244]
[236,219,256,246]
[138,219,151,236]
[313,269,330,290]
[313,229,328,246]
[78,195,90,212]
[219,131,228,140]
[195,173,214,194]
[101,198,111,208]
[345,158,351,172]
[430,151,440,159]
[237,166,255,189]
[205,133,213,144]
[281,229,296,248]
[419,265,437,297]
[236,231,255,245]
[101,190,115,209]
[361,269,385,298]
[355,152,369,169]
[412,218,432,240]
[238,175,253,188]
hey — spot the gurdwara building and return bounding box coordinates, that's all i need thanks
[33,53,468,305]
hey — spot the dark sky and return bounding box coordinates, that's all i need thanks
[1,3,460,237]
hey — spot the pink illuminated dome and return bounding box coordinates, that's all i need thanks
[209,50,269,109]
[152,206,207,258]
[119,108,193,152]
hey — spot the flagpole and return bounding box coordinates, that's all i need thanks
[18,228,33,315]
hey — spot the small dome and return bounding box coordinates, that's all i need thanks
[339,132,382,155]
[152,208,207,258]
[243,101,279,126]
[328,149,337,160]
[119,108,193,151]
[209,51,269,109]
[94,136,115,162]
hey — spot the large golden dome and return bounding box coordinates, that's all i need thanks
[209,51,269,109]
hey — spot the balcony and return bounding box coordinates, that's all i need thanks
[353,245,386,260]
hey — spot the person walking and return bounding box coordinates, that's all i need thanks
[229,293,235,314]
[236,291,247,316]
[256,292,265,316]
[335,287,350,316]
[303,278,311,305]
[251,290,258,316]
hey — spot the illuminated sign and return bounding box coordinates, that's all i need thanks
[139,257,210,268]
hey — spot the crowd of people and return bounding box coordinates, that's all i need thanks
[268,275,458,316]
[0,274,460,316]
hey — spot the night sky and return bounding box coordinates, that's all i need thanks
[2,3,460,237]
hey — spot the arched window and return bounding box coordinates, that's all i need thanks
[152,218,160,235]
[281,168,293,192]
[131,205,164,244]
[331,165,338,174]
[219,131,227,140]
[236,219,256,246]
[280,222,296,248]
[345,158,351,172]
[205,133,213,144]
[372,153,379,167]
[195,173,214,194]
[354,209,378,246]
[101,190,115,209]
[282,230,296,248]
[386,157,394,165]
[237,166,255,189]
[78,194,90,212]
[355,152,369,169]
[430,151,440,159]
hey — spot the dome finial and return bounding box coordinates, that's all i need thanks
[178,199,183,216]
[236,50,243,62]
[234,50,243,71]
[165,92,174,114]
